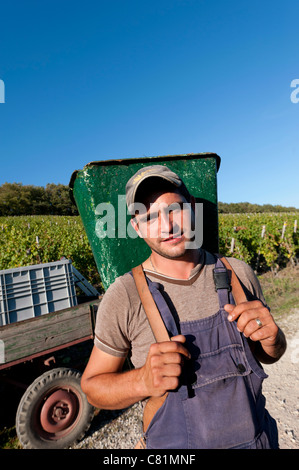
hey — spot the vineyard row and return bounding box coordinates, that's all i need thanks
[0,214,298,287]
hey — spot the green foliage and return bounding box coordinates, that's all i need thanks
[219,213,299,271]
[0,426,21,449]
[0,183,78,216]
[0,214,298,289]
[0,216,101,287]
[218,202,299,213]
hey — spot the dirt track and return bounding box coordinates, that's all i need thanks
[262,307,299,449]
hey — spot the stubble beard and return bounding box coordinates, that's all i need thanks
[147,236,190,261]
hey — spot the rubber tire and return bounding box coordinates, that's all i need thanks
[16,367,94,449]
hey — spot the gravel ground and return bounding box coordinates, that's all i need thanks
[262,308,299,449]
[72,308,299,450]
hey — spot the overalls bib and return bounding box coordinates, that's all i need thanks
[138,257,278,449]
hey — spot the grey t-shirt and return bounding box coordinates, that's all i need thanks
[94,250,266,369]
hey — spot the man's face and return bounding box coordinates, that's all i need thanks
[131,190,195,260]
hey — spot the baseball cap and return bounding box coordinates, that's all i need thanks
[125,165,183,209]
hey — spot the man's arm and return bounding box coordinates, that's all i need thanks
[224,301,287,364]
[81,335,190,410]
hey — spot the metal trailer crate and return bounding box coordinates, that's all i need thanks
[0,259,77,326]
[69,153,221,290]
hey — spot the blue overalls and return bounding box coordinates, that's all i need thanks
[141,257,279,449]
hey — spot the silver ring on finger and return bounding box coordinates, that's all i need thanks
[255,318,262,328]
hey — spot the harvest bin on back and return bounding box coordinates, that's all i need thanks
[69,153,221,290]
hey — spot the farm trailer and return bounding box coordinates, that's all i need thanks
[0,259,102,449]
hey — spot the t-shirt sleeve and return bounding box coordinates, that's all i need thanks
[226,257,268,307]
[94,276,131,357]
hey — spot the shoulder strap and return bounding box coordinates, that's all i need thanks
[131,265,170,343]
[132,257,247,343]
[217,256,247,305]
[131,264,170,438]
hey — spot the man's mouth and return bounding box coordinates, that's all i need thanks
[161,233,184,243]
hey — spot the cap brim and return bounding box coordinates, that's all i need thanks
[130,173,181,206]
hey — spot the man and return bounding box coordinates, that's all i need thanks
[81,165,286,449]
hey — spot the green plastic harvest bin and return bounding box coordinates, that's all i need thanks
[69,153,221,290]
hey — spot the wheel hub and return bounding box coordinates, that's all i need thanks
[40,389,78,434]
[52,401,69,421]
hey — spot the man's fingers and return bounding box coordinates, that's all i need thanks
[224,301,264,321]
[242,318,266,338]
[160,351,185,365]
[224,301,279,345]
[155,335,191,360]
[155,375,180,392]
[170,334,187,344]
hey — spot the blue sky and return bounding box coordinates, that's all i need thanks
[0,0,298,207]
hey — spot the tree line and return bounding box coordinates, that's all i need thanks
[0,183,78,216]
[218,201,298,214]
[0,182,297,216]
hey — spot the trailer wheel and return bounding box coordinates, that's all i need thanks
[16,367,94,449]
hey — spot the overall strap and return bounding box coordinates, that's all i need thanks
[213,257,232,308]
[217,255,247,305]
[216,256,268,378]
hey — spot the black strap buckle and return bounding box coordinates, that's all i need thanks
[213,269,231,291]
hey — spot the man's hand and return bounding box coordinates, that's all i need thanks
[224,301,286,363]
[138,335,191,398]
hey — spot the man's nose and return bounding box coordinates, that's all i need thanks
[160,210,173,236]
